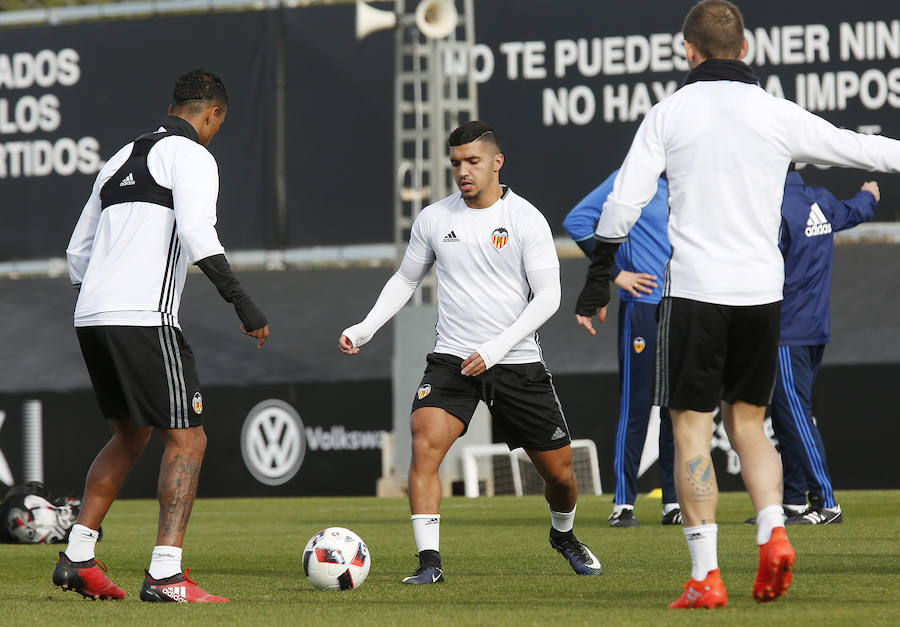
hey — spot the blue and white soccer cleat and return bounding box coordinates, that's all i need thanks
[549,528,603,576]
[401,564,444,585]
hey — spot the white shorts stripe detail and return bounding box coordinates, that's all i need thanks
[157,327,177,429]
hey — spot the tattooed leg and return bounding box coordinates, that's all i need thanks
[721,401,782,513]
[671,409,719,527]
[156,426,208,547]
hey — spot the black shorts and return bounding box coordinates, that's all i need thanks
[411,352,570,451]
[76,325,203,429]
[654,297,780,412]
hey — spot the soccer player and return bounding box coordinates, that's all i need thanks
[339,121,602,584]
[563,171,681,528]
[773,167,879,525]
[574,0,900,609]
[54,69,269,603]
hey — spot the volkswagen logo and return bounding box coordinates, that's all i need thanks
[241,400,307,486]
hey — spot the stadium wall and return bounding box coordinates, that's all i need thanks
[0,364,897,498]
[2,0,899,261]
[0,252,897,497]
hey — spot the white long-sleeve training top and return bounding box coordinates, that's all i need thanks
[597,79,900,306]
[67,120,225,329]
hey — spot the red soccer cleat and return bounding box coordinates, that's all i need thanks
[52,552,126,600]
[753,526,795,602]
[668,568,728,609]
[139,568,229,603]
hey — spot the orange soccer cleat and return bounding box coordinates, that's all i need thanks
[139,569,229,603]
[753,526,796,602]
[52,552,126,600]
[668,568,728,609]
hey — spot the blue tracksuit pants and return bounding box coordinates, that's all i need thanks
[771,344,836,508]
[614,300,677,506]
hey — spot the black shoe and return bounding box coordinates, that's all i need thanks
[549,528,602,575]
[609,508,640,527]
[661,508,683,525]
[808,492,825,511]
[401,550,444,585]
[745,506,806,525]
[785,505,842,525]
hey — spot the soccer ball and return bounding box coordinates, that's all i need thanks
[302,527,371,590]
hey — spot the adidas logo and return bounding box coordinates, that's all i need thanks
[119,172,136,187]
[804,202,832,237]
[442,230,460,243]
[550,427,566,441]
[161,585,187,602]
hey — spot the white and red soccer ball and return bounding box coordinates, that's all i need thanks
[303,527,370,590]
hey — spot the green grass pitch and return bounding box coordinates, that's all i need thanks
[1,491,899,624]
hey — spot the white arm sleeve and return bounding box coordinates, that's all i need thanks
[66,185,102,287]
[784,101,900,173]
[474,266,561,369]
[167,140,226,263]
[596,105,667,242]
[341,253,433,349]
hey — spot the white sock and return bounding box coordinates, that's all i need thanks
[64,524,99,562]
[756,504,786,545]
[662,502,680,515]
[550,504,576,532]
[684,524,718,581]
[411,514,440,553]
[612,503,634,514]
[148,545,183,580]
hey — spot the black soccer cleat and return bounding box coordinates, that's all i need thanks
[786,504,842,525]
[661,507,683,526]
[549,528,602,576]
[745,505,808,525]
[401,564,445,585]
[609,508,640,528]
[401,550,444,585]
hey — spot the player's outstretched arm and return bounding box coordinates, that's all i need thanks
[196,253,269,348]
[339,255,432,355]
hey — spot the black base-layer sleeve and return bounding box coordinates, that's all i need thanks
[196,254,268,332]
[575,239,620,316]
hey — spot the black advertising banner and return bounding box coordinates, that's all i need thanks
[283,4,394,247]
[1,0,898,260]
[0,11,271,260]
[1,366,896,498]
[472,0,900,228]
[0,381,391,498]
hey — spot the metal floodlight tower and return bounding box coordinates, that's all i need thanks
[392,0,477,303]
[357,0,478,494]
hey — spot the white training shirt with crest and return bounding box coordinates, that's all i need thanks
[597,79,900,306]
[404,187,560,364]
[66,130,225,329]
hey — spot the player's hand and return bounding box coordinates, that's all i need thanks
[241,323,269,348]
[614,271,657,298]
[861,181,880,203]
[461,352,486,376]
[575,307,608,336]
[339,334,359,355]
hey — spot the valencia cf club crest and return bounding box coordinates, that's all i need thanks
[417,384,431,400]
[192,392,203,414]
[491,227,509,250]
[633,337,646,354]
